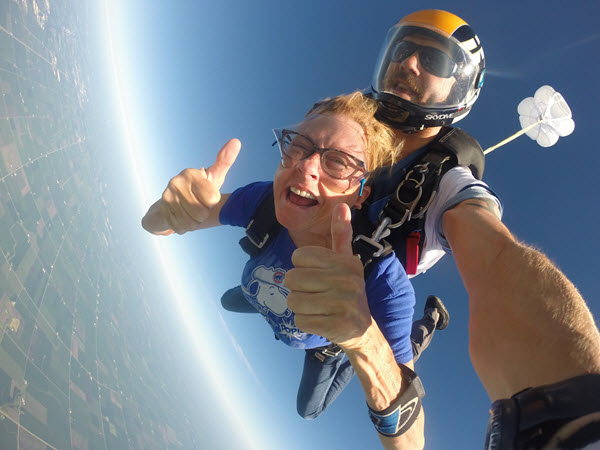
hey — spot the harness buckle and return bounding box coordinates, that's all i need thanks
[245,219,269,249]
[314,344,343,362]
[353,234,387,259]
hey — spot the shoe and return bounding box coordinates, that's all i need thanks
[425,295,450,330]
[220,286,258,313]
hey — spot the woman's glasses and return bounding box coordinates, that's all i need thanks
[273,129,368,184]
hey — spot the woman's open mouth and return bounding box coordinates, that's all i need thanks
[287,186,318,207]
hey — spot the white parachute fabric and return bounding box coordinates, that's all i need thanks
[484,85,575,155]
[517,85,575,147]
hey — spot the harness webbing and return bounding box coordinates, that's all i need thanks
[238,127,484,278]
[238,190,282,258]
[352,126,484,276]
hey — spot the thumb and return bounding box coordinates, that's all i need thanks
[206,139,241,189]
[331,203,354,255]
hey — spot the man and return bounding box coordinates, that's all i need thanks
[288,9,600,449]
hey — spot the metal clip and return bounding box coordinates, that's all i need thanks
[353,216,392,259]
[411,189,437,220]
[314,344,343,362]
[372,216,392,242]
[388,182,421,228]
[353,234,387,258]
[386,163,433,228]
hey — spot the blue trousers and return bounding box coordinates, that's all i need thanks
[410,307,440,363]
[297,349,355,419]
[221,286,438,419]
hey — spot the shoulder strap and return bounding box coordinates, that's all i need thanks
[432,126,485,180]
[238,188,283,258]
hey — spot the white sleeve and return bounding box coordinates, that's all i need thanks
[412,166,503,277]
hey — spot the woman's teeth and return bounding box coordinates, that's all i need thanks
[290,187,316,200]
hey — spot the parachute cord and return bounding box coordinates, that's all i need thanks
[484,119,544,155]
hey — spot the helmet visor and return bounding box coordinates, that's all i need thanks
[373,24,480,109]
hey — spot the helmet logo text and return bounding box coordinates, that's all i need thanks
[424,112,455,120]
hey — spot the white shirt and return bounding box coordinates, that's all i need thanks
[413,166,503,277]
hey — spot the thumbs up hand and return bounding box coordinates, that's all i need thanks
[141,139,241,235]
[151,139,241,235]
[285,203,373,349]
[330,202,355,256]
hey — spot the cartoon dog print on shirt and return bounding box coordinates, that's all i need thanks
[242,265,290,315]
[242,265,307,342]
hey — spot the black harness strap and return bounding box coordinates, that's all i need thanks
[437,126,485,181]
[239,190,283,257]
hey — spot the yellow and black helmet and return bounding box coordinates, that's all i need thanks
[370,10,485,131]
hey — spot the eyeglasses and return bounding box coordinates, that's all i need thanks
[273,128,368,183]
[391,40,457,78]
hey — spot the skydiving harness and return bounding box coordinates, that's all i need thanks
[352,126,485,277]
[239,126,485,275]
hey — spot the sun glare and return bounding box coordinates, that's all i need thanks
[102,1,265,448]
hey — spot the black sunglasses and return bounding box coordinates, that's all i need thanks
[391,40,457,78]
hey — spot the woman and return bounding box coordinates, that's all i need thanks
[142,92,414,419]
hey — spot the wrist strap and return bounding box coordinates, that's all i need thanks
[367,364,425,437]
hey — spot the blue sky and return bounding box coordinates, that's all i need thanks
[101,1,600,448]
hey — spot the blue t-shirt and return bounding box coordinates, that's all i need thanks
[220,181,415,363]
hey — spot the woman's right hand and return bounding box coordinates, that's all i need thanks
[142,138,241,235]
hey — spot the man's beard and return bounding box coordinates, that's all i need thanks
[383,67,423,103]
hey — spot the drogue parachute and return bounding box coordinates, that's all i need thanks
[484,85,575,155]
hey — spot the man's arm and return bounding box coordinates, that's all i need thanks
[442,199,600,401]
[285,204,425,449]
[141,139,240,235]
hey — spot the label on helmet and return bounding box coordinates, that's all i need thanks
[424,112,456,120]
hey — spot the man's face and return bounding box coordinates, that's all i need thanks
[382,34,456,106]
